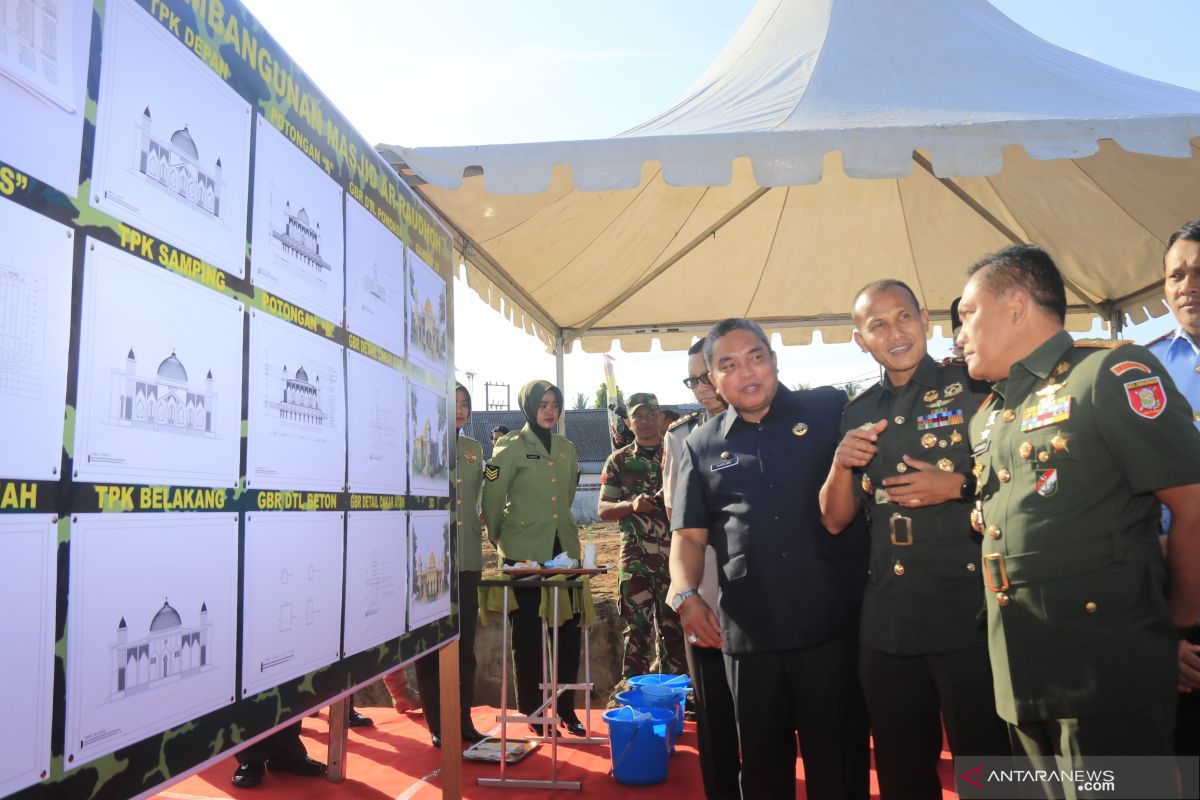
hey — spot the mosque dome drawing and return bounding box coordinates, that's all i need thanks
[156,351,188,383]
[295,366,309,383]
[297,208,310,225]
[149,600,182,632]
[169,126,199,161]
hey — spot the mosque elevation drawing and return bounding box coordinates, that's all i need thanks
[250,116,345,322]
[408,511,451,628]
[74,239,243,488]
[408,380,449,497]
[90,0,251,275]
[345,196,405,356]
[343,511,408,657]
[405,250,448,377]
[347,351,406,495]
[65,513,237,769]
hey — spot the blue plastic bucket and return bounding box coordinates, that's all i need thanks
[627,675,690,736]
[603,706,672,786]
[613,688,681,750]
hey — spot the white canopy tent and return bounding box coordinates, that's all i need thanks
[379,0,1200,365]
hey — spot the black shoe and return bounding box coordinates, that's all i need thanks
[561,717,587,737]
[266,756,326,778]
[231,761,264,788]
[430,732,442,748]
[347,709,374,728]
[462,725,488,743]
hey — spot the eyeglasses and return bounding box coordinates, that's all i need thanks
[682,374,712,389]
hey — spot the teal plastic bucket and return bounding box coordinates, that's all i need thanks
[613,688,680,752]
[604,706,672,786]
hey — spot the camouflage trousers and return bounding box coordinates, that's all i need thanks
[618,538,687,681]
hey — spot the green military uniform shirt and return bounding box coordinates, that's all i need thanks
[843,355,989,654]
[481,426,580,563]
[600,443,669,548]
[456,434,484,572]
[969,330,1200,723]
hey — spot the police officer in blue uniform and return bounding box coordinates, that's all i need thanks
[671,318,870,800]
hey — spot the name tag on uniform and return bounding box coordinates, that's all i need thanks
[710,456,739,472]
[525,454,541,460]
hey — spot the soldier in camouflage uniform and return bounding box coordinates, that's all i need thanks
[599,392,687,681]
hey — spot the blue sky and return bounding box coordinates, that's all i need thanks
[242,0,1198,408]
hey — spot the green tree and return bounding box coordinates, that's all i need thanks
[793,382,811,391]
[573,392,588,411]
[838,381,861,399]
[594,382,625,409]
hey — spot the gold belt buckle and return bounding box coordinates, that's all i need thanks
[889,513,913,546]
[983,552,1009,592]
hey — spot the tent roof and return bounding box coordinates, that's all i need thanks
[379,0,1200,353]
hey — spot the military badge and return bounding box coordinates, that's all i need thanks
[938,439,948,448]
[792,422,809,437]
[1053,360,1070,376]
[1038,450,1050,463]
[1002,409,1016,423]
[1035,468,1058,497]
[484,465,501,481]
[861,474,873,494]
[970,505,984,533]
[1109,360,1151,377]
[1020,396,1072,432]
[937,458,954,472]
[923,389,939,403]
[943,382,963,397]
[921,433,937,449]
[1050,431,1070,453]
[1018,441,1033,460]
[896,462,908,474]
[916,409,964,430]
[949,430,963,445]
[894,416,906,425]
[1124,377,1167,419]
[926,398,953,410]
[465,452,479,465]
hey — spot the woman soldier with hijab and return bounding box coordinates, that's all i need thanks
[412,384,487,747]
[481,379,587,736]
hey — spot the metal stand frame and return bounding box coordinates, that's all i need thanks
[476,574,603,791]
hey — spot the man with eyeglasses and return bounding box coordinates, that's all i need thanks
[598,392,687,683]
[664,337,740,800]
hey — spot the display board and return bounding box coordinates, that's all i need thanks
[0,1,457,797]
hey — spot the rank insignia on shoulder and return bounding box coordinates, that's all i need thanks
[923,389,939,403]
[943,382,963,397]
[1110,360,1152,377]
[484,465,501,481]
[668,411,699,432]
[1124,377,1167,419]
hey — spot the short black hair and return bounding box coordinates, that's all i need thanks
[851,279,921,322]
[687,337,706,357]
[949,297,962,331]
[491,425,509,435]
[968,245,1067,324]
[661,409,681,423]
[703,318,770,368]
[1165,220,1200,263]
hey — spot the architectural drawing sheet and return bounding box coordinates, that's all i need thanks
[250,116,345,324]
[0,0,90,196]
[343,511,408,657]
[242,511,344,696]
[90,0,252,275]
[408,510,451,628]
[408,380,450,497]
[246,311,346,491]
[405,250,448,377]
[73,239,244,488]
[65,513,238,769]
[0,199,73,480]
[0,515,56,797]
[345,197,405,356]
[346,351,406,495]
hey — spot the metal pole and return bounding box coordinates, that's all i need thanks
[555,334,566,436]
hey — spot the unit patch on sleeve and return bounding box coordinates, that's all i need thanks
[1124,377,1167,419]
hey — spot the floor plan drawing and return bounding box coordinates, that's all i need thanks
[408,510,451,629]
[250,117,345,323]
[345,196,405,357]
[246,310,347,491]
[343,511,408,657]
[90,0,251,276]
[0,514,56,797]
[74,238,244,488]
[65,513,237,769]
[0,200,73,480]
[409,380,450,498]
[347,351,406,495]
[405,250,448,377]
[242,511,344,696]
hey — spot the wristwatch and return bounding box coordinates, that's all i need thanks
[670,587,698,612]
[959,473,977,502]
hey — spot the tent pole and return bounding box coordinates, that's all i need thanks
[1108,305,1125,340]
[910,152,1105,318]
[555,333,566,436]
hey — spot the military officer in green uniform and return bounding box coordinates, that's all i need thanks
[482,379,587,736]
[957,245,1200,796]
[820,280,1010,799]
[598,392,687,682]
[414,384,487,747]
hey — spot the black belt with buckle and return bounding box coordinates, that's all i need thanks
[889,513,913,546]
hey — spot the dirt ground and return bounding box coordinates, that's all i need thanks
[481,521,623,612]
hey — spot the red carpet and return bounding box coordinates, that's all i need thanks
[151,707,958,799]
